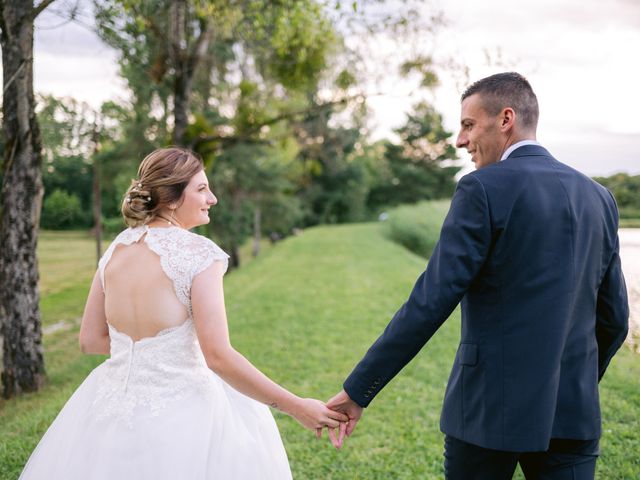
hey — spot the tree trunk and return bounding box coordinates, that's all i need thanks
[0,1,48,398]
[170,0,190,146]
[92,122,102,265]
[229,244,240,270]
[169,0,210,146]
[172,69,191,146]
[252,204,261,257]
[227,194,242,270]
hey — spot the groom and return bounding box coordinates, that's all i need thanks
[328,72,629,479]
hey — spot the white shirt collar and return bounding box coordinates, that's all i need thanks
[500,140,540,161]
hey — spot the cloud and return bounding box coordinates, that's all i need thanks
[23,0,640,176]
[34,1,110,58]
[34,50,127,109]
[546,132,640,176]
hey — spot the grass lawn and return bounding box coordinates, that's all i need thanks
[1,224,638,479]
[38,230,100,328]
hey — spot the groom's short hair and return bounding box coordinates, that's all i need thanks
[462,72,539,130]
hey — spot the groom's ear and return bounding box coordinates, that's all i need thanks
[499,107,515,131]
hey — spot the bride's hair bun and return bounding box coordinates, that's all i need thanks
[121,147,204,227]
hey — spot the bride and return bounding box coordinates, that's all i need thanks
[20,147,347,479]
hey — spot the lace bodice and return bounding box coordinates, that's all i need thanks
[98,225,229,315]
[92,226,230,426]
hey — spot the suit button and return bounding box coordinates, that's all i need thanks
[364,393,370,398]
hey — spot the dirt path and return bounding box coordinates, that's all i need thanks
[619,228,640,349]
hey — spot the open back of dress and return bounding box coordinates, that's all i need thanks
[104,235,189,341]
[97,225,228,336]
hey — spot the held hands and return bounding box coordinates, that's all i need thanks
[288,391,363,450]
[326,389,363,438]
[316,389,364,450]
[290,397,348,448]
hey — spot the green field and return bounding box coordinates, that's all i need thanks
[0,224,638,479]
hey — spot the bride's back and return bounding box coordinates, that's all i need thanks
[104,238,188,341]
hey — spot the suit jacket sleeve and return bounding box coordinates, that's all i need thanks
[596,231,629,381]
[344,174,492,407]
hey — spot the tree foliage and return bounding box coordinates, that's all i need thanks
[32,0,463,264]
[91,0,345,264]
[368,102,459,211]
[41,189,85,229]
[594,173,640,219]
[38,95,94,227]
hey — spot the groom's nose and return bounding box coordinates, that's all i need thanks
[456,130,468,149]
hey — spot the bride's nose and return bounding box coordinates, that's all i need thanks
[208,193,218,205]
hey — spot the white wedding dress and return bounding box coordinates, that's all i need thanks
[20,226,292,479]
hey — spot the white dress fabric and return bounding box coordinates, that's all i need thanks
[20,226,292,479]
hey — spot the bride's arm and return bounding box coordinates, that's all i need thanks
[79,271,110,355]
[192,261,347,431]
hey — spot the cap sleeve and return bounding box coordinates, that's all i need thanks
[191,235,230,279]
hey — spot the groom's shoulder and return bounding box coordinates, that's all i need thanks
[458,163,503,187]
[541,155,614,199]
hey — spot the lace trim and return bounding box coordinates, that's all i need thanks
[107,318,192,343]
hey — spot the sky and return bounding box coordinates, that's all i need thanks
[30,0,640,177]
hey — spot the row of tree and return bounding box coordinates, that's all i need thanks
[37,95,459,232]
[1,0,460,398]
[35,0,460,265]
[593,173,640,219]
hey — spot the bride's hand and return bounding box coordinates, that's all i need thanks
[316,422,348,450]
[290,398,348,432]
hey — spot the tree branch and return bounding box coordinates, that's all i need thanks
[3,58,29,94]
[195,136,272,155]
[186,17,211,76]
[168,0,187,66]
[191,95,360,150]
[32,0,57,20]
[129,4,164,40]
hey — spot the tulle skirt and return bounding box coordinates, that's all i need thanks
[19,366,292,479]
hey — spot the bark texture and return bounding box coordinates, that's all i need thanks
[169,0,210,145]
[0,0,47,398]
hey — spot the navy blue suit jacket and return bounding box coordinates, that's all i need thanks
[344,145,629,452]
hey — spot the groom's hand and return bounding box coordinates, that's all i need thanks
[326,389,363,438]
